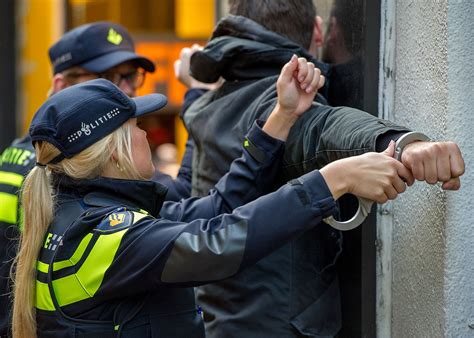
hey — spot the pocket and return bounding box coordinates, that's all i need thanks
[290,277,341,337]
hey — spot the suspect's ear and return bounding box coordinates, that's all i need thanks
[314,15,324,48]
[308,16,324,56]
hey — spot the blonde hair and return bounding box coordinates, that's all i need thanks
[12,121,140,337]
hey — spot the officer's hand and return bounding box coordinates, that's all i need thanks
[401,141,465,190]
[275,55,325,120]
[174,44,223,90]
[321,141,414,203]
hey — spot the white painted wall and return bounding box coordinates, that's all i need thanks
[378,0,474,336]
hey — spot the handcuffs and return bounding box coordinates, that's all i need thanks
[323,132,430,231]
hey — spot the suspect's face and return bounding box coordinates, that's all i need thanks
[129,118,155,179]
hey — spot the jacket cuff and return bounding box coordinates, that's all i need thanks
[291,170,338,219]
[244,120,285,163]
[375,130,411,152]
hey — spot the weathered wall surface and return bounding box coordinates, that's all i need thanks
[444,0,474,336]
[392,1,448,336]
[389,0,473,337]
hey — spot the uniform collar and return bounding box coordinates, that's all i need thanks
[53,174,168,217]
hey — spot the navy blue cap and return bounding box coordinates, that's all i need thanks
[29,79,167,163]
[49,22,155,74]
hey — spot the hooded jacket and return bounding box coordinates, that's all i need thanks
[185,15,410,337]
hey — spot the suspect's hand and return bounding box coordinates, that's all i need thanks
[401,141,465,190]
[275,55,325,121]
[174,44,223,90]
[263,55,325,141]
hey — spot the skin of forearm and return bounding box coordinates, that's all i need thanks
[262,103,299,141]
[319,160,350,200]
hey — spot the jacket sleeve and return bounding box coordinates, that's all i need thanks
[159,120,284,222]
[274,103,412,179]
[98,169,337,294]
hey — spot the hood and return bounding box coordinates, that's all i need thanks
[190,15,329,83]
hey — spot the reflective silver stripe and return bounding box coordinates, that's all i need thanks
[161,220,248,283]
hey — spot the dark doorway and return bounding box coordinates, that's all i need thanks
[0,0,17,150]
[319,0,381,336]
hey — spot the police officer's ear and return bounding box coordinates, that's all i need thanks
[50,73,69,96]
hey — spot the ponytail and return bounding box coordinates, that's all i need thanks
[12,164,54,337]
[12,122,138,337]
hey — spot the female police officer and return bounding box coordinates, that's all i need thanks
[12,56,412,337]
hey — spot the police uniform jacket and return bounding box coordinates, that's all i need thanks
[0,136,35,336]
[35,122,338,337]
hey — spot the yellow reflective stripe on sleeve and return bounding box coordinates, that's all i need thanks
[49,228,128,308]
[0,192,18,224]
[37,261,49,274]
[0,171,24,187]
[52,274,93,307]
[36,280,55,311]
[36,233,93,274]
[52,233,93,271]
[75,228,128,295]
[35,211,148,310]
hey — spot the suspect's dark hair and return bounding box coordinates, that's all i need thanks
[228,0,316,49]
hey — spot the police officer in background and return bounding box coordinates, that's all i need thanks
[0,21,193,337]
[0,134,35,337]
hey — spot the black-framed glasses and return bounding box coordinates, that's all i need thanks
[64,68,146,89]
[99,69,146,90]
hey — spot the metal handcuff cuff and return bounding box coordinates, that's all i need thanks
[323,132,430,231]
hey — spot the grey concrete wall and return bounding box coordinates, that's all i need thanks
[389,0,474,337]
[444,0,474,336]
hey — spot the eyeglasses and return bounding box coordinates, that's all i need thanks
[99,69,146,90]
[64,68,146,90]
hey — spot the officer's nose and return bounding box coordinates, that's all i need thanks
[120,81,136,97]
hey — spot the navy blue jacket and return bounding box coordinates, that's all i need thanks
[35,122,338,337]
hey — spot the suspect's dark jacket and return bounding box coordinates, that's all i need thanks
[0,136,35,336]
[35,122,338,337]
[185,15,411,337]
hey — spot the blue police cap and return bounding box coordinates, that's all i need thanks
[49,21,155,74]
[29,79,167,163]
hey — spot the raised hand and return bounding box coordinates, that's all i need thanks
[400,141,465,190]
[320,141,415,203]
[276,55,325,119]
[263,55,325,141]
[174,44,223,90]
